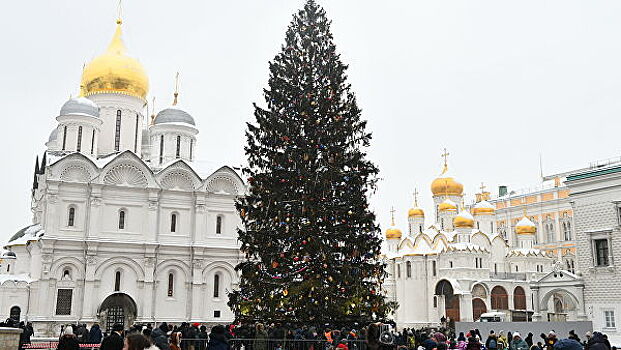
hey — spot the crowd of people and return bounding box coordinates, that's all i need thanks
[18,322,614,350]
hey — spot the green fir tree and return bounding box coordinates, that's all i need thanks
[228,0,395,327]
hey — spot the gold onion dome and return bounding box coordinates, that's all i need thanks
[515,216,537,235]
[408,207,425,218]
[453,209,475,228]
[473,200,495,215]
[431,164,464,196]
[80,20,149,99]
[438,199,457,212]
[385,227,403,239]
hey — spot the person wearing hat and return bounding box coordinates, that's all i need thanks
[510,333,528,350]
[101,324,125,350]
[57,325,80,350]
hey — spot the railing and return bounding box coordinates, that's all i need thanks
[180,338,378,350]
[488,271,527,280]
[23,343,100,350]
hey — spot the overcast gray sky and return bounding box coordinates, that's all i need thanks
[1,1,620,242]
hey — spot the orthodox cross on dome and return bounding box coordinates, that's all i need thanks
[479,182,486,194]
[116,0,123,24]
[441,148,450,174]
[173,72,180,106]
[413,188,419,207]
[390,206,396,226]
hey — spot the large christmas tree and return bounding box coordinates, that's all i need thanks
[228,0,395,326]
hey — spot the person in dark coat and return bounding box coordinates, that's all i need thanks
[151,323,171,350]
[553,339,583,350]
[101,324,125,350]
[207,325,230,350]
[57,326,80,350]
[587,332,611,350]
[89,324,103,344]
[525,333,534,348]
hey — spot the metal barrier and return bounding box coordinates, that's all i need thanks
[180,338,374,350]
[22,342,100,350]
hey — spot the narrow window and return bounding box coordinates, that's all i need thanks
[55,289,73,315]
[605,311,616,329]
[406,261,412,278]
[595,239,610,266]
[450,261,453,268]
[134,114,139,153]
[171,213,177,233]
[159,135,164,165]
[397,264,401,278]
[62,125,68,150]
[7,265,9,273]
[432,260,437,276]
[76,126,83,152]
[68,207,75,227]
[214,310,221,318]
[213,274,220,298]
[114,271,121,291]
[176,135,181,159]
[118,210,126,230]
[90,129,95,154]
[190,139,194,161]
[167,273,174,297]
[114,110,121,151]
[433,296,437,308]
[216,216,223,234]
[490,222,494,232]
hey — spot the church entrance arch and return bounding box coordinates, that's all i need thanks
[97,293,137,332]
[435,280,460,322]
[472,298,487,321]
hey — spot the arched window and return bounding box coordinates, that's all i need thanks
[114,110,122,151]
[91,129,96,154]
[491,286,509,310]
[118,210,126,230]
[216,216,223,234]
[171,213,177,233]
[76,126,83,152]
[513,286,526,310]
[168,273,174,297]
[406,261,412,278]
[62,125,68,150]
[62,269,71,281]
[397,264,401,278]
[190,139,194,161]
[68,207,75,227]
[176,135,181,159]
[213,274,220,298]
[432,260,437,276]
[159,135,164,165]
[134,114,139,153]
[114,271,121,291]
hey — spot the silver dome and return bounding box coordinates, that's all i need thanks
[60,97,100,117]
[154,107,196,126]
[48,127,59,143]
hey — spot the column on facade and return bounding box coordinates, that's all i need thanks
[81,256,98,321]
[141,255,156,323]
[146,191,160,242]
[460,292,474,322]
[531,286,543,321]
[190,253,205,321]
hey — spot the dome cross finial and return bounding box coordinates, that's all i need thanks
[173,72,180,106]
[116,0,123,24]
[413,188,419,207]
[441,148,450,171]
[390,206,396,226]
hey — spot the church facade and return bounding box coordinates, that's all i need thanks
[0,18,243,336]
[383,158,587,327]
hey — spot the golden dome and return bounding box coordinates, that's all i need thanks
[438,199,457,212]
[472,200,495,215]
[408,207,425,218]
[453,210,475,228]
[515,216,537,235]
[431,165,463,196]
[80,20,149,99]
[385,227,403,239]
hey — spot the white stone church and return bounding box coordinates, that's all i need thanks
[383,160,588,327]
[0,18,244,336]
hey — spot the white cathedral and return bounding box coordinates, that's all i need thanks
[383,160,588,327]
[0,18,244,336]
